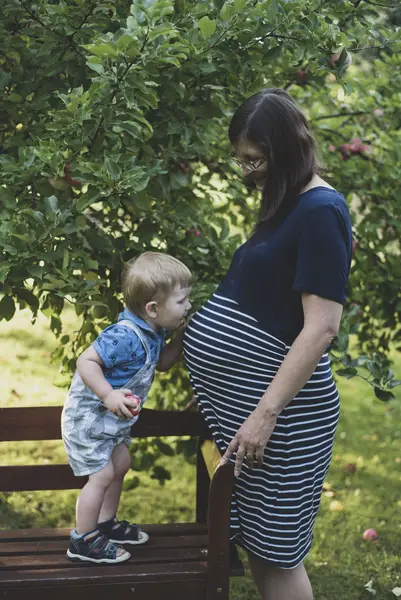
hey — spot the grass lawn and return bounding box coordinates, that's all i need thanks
[0,309,401,599]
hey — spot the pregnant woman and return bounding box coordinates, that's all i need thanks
[184,88,353,600]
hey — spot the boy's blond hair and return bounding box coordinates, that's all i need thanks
[122,252,192,315]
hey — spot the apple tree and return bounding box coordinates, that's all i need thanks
[1,0,400,425]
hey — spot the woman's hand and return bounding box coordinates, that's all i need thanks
[183,395,198,411]
[219,406,277,477]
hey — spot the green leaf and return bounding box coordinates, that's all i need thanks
[17,288,39,312]
[133,175,150,193]
[83,43,118,58]
[336,367,358,379]
[123,476,140,490]
[53,372,72,388]
[113,121,143,138]
[105,157,121,180]
[374,387,395,402]
[150,465,171,484]
[0,295,16,321]
[62,249,70,271]
[368,361,383,379]
[44,195,60,215]
[8,93,23,103]
[220,219,229,240]
[198,16,217,40]
[75,188,102,212]
[149,24,176,41]
[220,2,236,20]
[155,440,175,456]
[28,265,44,279]
[87,61,104,75]
[117,33,140,58]
[51,315,62,335]
[132,191,152,208]
[0,262,11,283]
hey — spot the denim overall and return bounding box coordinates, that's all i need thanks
[62,320,158,477]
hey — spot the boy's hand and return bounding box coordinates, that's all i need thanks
[103,389,140,419]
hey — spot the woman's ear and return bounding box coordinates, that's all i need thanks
[144,300,158,319]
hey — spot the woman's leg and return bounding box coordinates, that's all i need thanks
[75,459,115,535]
[248,552,314,600]
[98,443,131,523]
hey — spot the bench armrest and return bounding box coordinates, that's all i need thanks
[206,462,235,600]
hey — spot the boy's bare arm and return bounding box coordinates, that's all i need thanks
[76,346,113,401]
[76,346,138,418]
[157,326,186,372]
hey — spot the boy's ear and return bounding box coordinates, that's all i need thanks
[144,300,158,319]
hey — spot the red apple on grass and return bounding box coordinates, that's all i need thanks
[362,528,378,542]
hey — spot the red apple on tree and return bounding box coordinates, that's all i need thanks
[185,228,202,237]
[49,162,80,189]
[295,70,308,85]
[328,51,352,69]
[64,163,80,187]
[180,161,190,174]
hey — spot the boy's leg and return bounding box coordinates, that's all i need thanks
[76,458,115,535]
[97,443,149,545]
[98,443,131,523]
[69,459,129,563]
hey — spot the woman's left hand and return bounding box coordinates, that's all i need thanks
[219,405,277,477]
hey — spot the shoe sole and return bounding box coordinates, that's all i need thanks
[66,549,131,564]
[108,531,149,546]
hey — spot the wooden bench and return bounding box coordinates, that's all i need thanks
[0,406,243,599]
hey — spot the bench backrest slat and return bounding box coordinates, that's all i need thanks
[0,407,211,441]
[0,465,87,492]
[0,407,212,495]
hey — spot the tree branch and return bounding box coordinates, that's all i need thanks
[20,2,64,38]
[245,18,290,51]
[361,0,398,7]
[353,41,399,51]
[312,111,367,121]
[317,128,349,141]
[199,17,240,55]
[73,2,98,34]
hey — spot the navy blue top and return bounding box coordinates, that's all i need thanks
[217,187,353,345]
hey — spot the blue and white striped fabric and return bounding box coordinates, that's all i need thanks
[184,293,339,569]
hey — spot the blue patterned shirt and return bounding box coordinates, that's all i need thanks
[93,308,166,388]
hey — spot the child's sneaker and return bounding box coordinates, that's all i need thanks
[67,529,131,563]
[98,517,149,545]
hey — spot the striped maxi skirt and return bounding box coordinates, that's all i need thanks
[183,293,340,569]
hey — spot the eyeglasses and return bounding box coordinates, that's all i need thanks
[231,155,266,171]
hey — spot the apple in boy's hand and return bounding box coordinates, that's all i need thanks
[126,394,141,416]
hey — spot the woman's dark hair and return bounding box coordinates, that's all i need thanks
[229,88,319,223]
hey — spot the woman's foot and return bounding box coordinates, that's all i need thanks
[98,517,149,545]
[67,529,131,564]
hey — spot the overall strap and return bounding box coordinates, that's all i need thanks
[118,319,151,361]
